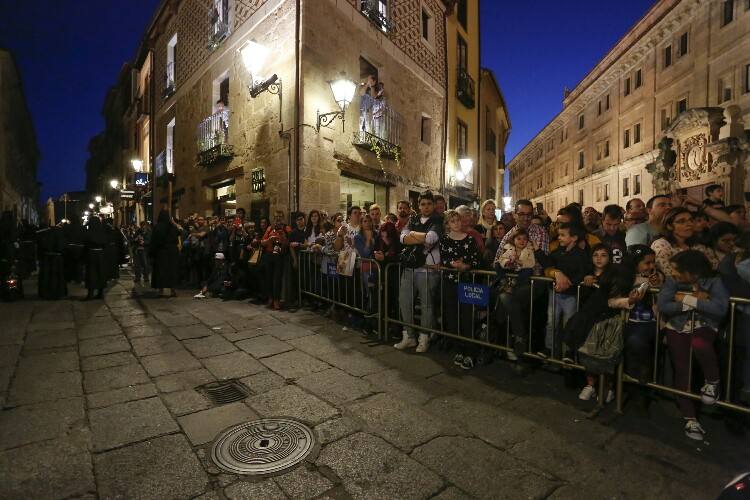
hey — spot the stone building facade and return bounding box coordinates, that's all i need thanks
[138,0,452,219]
[509,0,750,214]
[478,68,510,202]
[0,50,39,223]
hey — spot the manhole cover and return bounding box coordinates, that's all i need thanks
[198,380,250,405]
[211,418,316,475]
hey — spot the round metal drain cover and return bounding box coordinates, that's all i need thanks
[211,418,315,475]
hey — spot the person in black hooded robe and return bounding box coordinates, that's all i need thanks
[19,219,37,276]
[150,210,180,297]
[63,218,85,283]
[84,216,108,299]
[103,219,120,281]
[37,223,67,299]
[0,211,18,288]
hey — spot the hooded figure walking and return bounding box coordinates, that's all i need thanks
[84,216,108,300]
[150,210,180,297]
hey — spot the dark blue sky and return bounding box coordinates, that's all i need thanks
[1,0,654,202]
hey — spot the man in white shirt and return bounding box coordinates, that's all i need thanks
[395,191,443,353]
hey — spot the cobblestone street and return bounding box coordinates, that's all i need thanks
[1,272,748,500]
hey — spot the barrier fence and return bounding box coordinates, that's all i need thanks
[297,250,749,417]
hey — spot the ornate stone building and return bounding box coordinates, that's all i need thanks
[509,0,750,213]
[0,50,39,223]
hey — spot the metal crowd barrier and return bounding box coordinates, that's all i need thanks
[297,250,382,339]
[299,255,750,418]
[617,292,750,416]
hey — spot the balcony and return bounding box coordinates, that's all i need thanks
[456,69,475,109]
[163,62,175,99]
[207,7,230,51]
[196,110,234,166]
[360,0,394,33]
[352,94,402,160]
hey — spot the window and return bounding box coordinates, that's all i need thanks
[564,163,569,176]
[421,7,434,45]
[635,69,642,88]
[457,120,468,157]
[624,77,631,96]
[634,123,641,144]
[719,78,732,103]
[578,189,584,205]
[678,32,689,56]
[213,73,230,109]
[605,94,610,110]
[623,177,630,197]
[596,186,602,202]
[166,34,177,93]
[578,113,585,130]
[596,143,602,161]
[604,140,610,158]
[457,0,467,30]
[340,175,387,212]
[578,150,584,170]
[634,174,642,195]
[598,100,602,116]
[745,64,750,93]
[660,108,671,130]
[722,0,734,26]
[420,115,432,145]
[624,129,631,148]
[457,35,468,73]
[664,45,672,68]
[604,184,610,201]
[677,97,688,114]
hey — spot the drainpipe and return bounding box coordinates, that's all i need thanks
[440,8,448,194]
[149,48,156,222]
[293,0,302,212]
[475,0,481,201]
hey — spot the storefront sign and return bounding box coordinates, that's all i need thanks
[120,190,135,199]
[134,173,149,187]
[458,283,489,307]
[251,168,266,193]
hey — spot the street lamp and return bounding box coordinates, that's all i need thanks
[239,40,280,99]
[88,203,95,209]
[110,179,119,189]
[131,159,143,172]
[317,79,357,132]
[94,195,102,203]
[455,158,473,182]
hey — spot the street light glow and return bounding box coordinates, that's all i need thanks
[110,179,119,189]
[131,159,143,172]
[238,40,270,79]
[94,195,102,203]
[88,203,95,209]
[329,79,357,111]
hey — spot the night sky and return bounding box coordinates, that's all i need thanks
[1,0,654,202]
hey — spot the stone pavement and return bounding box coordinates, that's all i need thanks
[1,272,748,499]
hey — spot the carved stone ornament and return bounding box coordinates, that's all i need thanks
[679,133,709,182]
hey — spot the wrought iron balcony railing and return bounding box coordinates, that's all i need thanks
[352,94,402,160]
[163,62,175,99]
[456,68,475,109]
[196,110,234,166]
[360,0,394,33]
[208,19,229,50]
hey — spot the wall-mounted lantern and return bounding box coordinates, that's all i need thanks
[317,79,357,132]
[239,40,281,98]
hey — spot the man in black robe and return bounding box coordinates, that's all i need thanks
[84,217,108,300]
[37,224,67,299]
[63,218,85,283]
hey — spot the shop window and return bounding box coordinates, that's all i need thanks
[339,176,387,213]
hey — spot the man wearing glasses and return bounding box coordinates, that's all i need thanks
[496,200,549,360]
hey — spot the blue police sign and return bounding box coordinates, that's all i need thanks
[458,283,490,307]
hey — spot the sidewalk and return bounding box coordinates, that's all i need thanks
[0,271,747,499]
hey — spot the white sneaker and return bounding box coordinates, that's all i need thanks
[578,385,596,401]
[193,292,206,299]
[606,389,615,404]
[506,351,518,361]
[700,381,719,405]
[394,332,417,350]
[684,419,705,441]
[415,334,430,353]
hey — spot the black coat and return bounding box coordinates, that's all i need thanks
[150,215,180,289]
[84,219,108,291]
[37,226,67,299]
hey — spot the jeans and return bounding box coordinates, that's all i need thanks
[624,321,656,382]
[133,248,150,283]
[544,292,577,351]
[399,268,439,339]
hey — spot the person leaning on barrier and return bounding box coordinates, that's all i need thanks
[657,250,729,441]
[394,190,443,353]
[625,194,673,247]
[596,204,626,265]
[496,199,550,359]
[651,207,718,278]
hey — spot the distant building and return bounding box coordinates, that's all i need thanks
[509,0,750,213]
[0,49,40,223]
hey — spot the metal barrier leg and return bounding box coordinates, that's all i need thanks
[616,362,624,414]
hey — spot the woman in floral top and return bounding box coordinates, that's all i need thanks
[651,207,718,277]
[439,210,482,370]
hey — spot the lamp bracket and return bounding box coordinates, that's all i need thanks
[249,74,281,98]
[317,110,345,132]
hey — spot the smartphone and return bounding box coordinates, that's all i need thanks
[636,281,650,294]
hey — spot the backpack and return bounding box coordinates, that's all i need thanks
[577,311,625,375]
